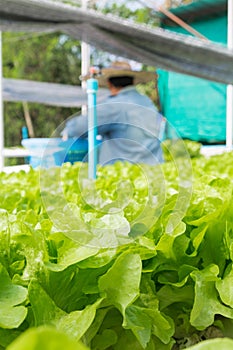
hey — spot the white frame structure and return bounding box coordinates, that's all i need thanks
[226,0,233,150]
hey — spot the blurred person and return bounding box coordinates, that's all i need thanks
[62,61,164,165]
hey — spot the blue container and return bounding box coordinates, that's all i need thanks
[21,138,90,168]
[63,139,89,164]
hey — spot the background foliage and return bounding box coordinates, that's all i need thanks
[3,32,82,147]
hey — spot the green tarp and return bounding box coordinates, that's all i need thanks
[158,14,227,143]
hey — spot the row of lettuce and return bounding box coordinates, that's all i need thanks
[0,147,233,349]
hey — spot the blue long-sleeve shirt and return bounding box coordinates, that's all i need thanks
[62,86,164,165]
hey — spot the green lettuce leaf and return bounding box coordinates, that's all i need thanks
[216,263,233,308]
[0,263,27,329]
[190,265,233,329]
[6,326,89,350]
[29,279,103,341]
[185,337,233,350]
[99,253,141,316]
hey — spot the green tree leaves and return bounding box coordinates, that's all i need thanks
[3,32,81,147]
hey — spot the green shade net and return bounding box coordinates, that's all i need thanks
[158,15,227,143]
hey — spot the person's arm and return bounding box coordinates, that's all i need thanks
[61,114,88,139]
[61,99,119,139]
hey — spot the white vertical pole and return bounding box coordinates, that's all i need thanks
[226,0,233,150]
[0,32,4,170]
[81,0,90,114]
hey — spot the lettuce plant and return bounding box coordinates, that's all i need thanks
[0,152,233,349]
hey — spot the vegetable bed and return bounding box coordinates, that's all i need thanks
[1,150,233,350]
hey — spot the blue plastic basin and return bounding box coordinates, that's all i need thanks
[21,138,90,168]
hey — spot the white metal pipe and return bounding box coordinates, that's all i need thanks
[228,0,233,49]
[0,32,4,170]
[226,0,233,150]
[81,42,90,90]
[81,0,90,114]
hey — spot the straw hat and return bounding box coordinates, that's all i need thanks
[80,61,156,87]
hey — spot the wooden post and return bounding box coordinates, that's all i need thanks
[22,101,35,138]
[159,5,208,40]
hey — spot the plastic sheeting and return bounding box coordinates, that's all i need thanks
[2,78,109,107]
[0,0,233,84]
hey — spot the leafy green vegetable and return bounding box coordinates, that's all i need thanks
[6,326,89,350]
[0,152,233,349]
[0,264,27,329]
[99,253,141,316]
[184,337,233,349]
[190,265,233,330]
[162,139,202,162]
